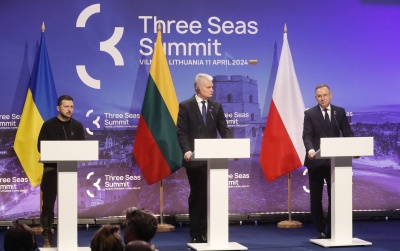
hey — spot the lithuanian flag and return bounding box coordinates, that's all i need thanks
[14,23,58,187]
[133,28,182,185]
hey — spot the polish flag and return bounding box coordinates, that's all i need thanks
[260,25,306,181]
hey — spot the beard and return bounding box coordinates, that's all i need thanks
[59,112,72,121]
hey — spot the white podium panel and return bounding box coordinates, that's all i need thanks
[41,140,98,161]
[188,139,249,251]
[194,138,250,159]
[310,137,373,247]
[40,141,98,251]
[319,137,374,158]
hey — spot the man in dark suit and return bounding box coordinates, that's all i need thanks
[177,73,231,243]
[302,84,354,239]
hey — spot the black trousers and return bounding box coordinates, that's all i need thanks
[40,166,57,238]
[186,164,208,238]
[308,162,331,234]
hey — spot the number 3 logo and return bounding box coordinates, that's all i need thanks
[76,4,124,90]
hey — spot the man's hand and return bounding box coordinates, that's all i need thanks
[308,149,316,160]
[184,151,193,162]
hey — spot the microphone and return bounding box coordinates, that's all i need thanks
[333,110,341,134]
[208,105,217,131]
[208,105,214,120]
[70,118,74,136]
[62,125,68,140]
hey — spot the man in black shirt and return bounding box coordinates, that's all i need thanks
[37,95,85,247]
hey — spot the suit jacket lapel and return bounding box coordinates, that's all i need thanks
[190,96,204,125]
[314,105,330,135]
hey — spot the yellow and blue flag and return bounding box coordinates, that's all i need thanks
[14,24,58,187]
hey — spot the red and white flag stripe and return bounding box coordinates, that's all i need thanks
[260,26,306,181]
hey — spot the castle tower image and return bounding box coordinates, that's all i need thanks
[213,75,263,154]
[105,134,114,148]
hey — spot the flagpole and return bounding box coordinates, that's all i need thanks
[133,23,180,232]
[154,23,175,232]
[277,172,302,228]
[30,21,54,237]
[32,190,44,235]
[32,22,44,236]
[157,179,175,232]
[37,23,44,233]
[258,22,305,228]
[34,21,46,235]
[275,24,302,229]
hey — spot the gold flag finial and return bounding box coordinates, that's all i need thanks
[284,23,287,33]
[42,22,45,32]
[157,23,161,32]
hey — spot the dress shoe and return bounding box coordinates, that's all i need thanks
[43,237,52,247]
[190,237,199,243]
[318,232,328,239]
[190,235,207,243]
[199,235,207,243]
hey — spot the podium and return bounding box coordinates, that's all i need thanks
[310,137,373,247]
[187,138,250,251]
[40,140,98,251]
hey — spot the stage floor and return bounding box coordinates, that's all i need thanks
[0,219,398,251]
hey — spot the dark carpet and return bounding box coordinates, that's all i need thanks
[0,219,398,251]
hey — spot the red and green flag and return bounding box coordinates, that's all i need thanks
[133,28,182,185]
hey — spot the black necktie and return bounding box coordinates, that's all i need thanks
[201,101,207,124]
[323,108,331,129]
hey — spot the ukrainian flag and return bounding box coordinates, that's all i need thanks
[133,27,182,185]
[14,23,58,187]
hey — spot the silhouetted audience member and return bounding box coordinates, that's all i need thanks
[123,207,158,251]
[90,224,124,251]
[124,240,153,251]
[3,222,38,251]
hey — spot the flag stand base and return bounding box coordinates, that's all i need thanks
[32,226,54,235]
[157,223,175,232]
[277,220,302,228]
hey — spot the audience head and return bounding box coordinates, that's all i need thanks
[123,207,158,245]
[90,224,123,251]
[124,240,153,251]
[3,222,37,251]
